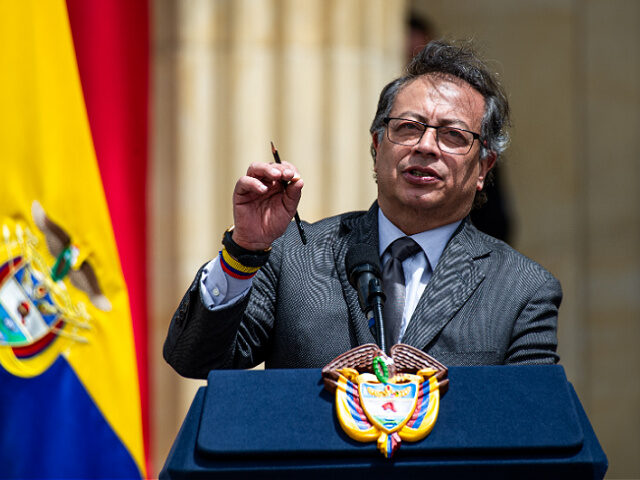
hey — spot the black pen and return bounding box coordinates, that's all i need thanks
[270,141,307,245]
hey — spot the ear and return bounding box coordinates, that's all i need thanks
[371,132,381,169]
[476,151,497,191]
[372,131,381,150]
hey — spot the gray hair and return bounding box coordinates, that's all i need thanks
[369,40,511,205]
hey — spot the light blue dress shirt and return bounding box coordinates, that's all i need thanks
[377,209,460,341]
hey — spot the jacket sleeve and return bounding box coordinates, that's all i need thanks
[504,273,562,365]
[163,245,283,378]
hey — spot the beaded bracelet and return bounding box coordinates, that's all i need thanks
[219,226,271,279]
[219,248,261,279]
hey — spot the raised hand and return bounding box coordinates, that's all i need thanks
[231,161,304,251]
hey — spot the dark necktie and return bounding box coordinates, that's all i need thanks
[382,236,422,347]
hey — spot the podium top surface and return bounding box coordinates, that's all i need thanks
[197,365,584,459]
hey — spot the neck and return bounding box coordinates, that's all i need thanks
[378,203,466,235]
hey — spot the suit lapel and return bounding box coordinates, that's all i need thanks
[332,203,379,346]
[402,220,490,350]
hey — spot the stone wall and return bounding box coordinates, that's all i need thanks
[412,1,639,477]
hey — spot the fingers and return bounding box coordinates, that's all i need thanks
[283,176,304,202]
[277,161,302,182]
[234,175,270,197]
[234,162,303,203]
[231,161,304,249]
[246,161,301,183]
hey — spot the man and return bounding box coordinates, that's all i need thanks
[164,41,561,379]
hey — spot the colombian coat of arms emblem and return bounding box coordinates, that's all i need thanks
[0,201,108,377]
[322,343,449,458]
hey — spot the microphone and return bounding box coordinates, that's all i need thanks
[345,244,387,352]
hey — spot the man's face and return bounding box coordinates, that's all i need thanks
[372,74,495,234]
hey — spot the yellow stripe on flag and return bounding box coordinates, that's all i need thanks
[0,1,145,475]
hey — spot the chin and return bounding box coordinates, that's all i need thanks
[404,191,444,210]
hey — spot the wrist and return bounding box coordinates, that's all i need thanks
[231,230,272,252]
[221,226,271,269]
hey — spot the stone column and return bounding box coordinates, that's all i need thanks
[150,0,405,473]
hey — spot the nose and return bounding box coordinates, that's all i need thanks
[414,126,440,154]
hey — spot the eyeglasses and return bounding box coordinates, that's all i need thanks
[383,117,481,155]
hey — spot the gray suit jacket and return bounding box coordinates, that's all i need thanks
[164,203,561,378]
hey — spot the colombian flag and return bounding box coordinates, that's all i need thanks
[0,1,148,478]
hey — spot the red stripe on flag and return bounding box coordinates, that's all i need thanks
[65,0,150,473]
[13,319,65,359]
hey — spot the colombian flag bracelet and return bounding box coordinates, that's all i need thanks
[219,248,261,279]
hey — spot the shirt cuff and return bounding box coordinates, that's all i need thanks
[200,256,253,310]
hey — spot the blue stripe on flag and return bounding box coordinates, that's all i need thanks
[0,356,141,478]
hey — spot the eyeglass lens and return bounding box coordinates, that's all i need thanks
[387,118,474,154]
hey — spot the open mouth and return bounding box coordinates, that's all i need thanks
[404,166,441,180]
[410,169,435,178]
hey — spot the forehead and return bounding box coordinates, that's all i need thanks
[391,74,486,130]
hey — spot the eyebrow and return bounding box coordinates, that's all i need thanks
[394,111,473,130]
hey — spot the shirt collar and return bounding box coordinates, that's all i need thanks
[378,208,461,269]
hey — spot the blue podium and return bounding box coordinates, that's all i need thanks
[161,365,607,479]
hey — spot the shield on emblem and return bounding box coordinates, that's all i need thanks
[359,377,419,433]
[0,257,62,349]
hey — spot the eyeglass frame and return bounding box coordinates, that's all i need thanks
[383,117,483,155]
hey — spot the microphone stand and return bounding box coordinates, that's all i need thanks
[367,278,387,355]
